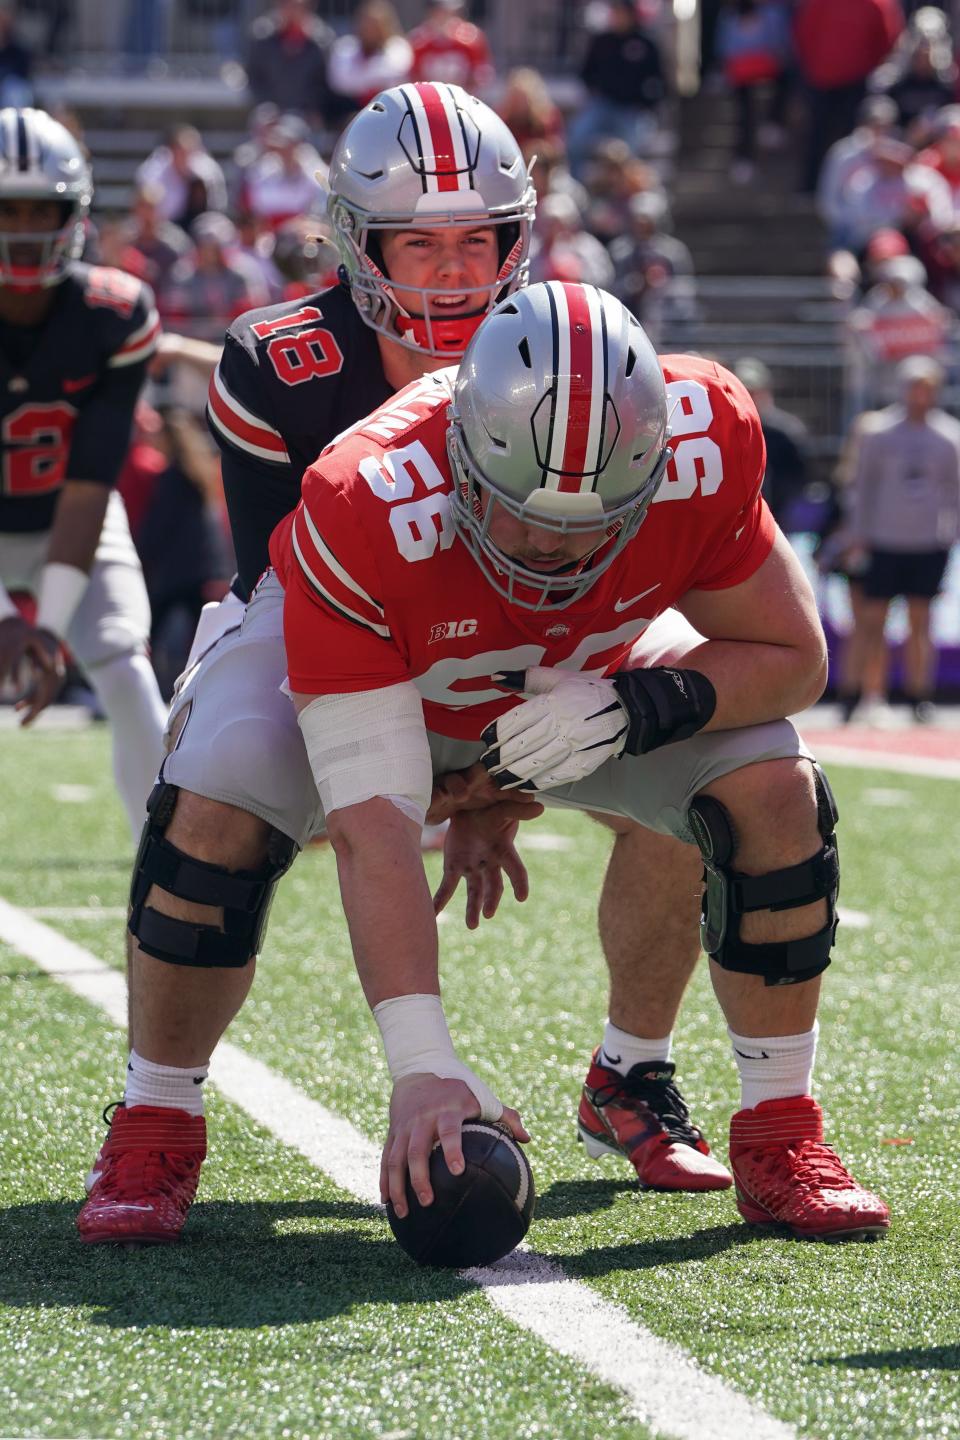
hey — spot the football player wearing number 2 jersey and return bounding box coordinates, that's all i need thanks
[0,108,165,837]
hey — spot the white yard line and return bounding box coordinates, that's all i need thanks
[0,897,798,1440]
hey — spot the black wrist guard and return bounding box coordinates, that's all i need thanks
[612,666,717,755]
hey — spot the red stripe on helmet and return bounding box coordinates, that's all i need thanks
[557,282,595,489]
[415,82,460,192]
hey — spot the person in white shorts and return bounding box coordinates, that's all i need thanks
[0,107,165,837]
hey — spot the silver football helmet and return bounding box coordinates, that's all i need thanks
[447,281,670,610]
[328,81,535,357]
[0,107,91,288]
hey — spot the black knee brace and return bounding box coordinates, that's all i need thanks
[128,782,297,968]
[687,763,840,986]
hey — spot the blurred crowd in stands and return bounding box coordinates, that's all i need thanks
[4,0,960,718]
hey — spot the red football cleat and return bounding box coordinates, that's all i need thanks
[76,1103,207,1245]
[729,1095,890,1240]
[578,1050,733,1191]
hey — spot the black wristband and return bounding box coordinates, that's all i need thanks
[612,666,717,755]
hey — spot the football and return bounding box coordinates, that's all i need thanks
[386,1121,535,1268]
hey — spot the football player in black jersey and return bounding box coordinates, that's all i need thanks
[0,107,166,837]
[79,84,729,1247]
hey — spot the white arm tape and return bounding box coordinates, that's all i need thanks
[35,562,89,641]
[374,993,504,1123]
[296,680,433,827]
[0,579,17,623]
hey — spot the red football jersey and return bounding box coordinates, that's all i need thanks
[270,356,776,740]
[408,21,494,90]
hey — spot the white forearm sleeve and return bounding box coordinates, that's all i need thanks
[374,993,504,1122]
[36,562,89,640]
[296,681,433,825]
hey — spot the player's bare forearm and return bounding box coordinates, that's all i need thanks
[46,481,111,573]
[678,528,828,727]
[326,797,441,1008]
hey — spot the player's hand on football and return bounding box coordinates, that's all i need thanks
[0,618,65,725]
[433,801,543,928]
[382,1073,529,1218]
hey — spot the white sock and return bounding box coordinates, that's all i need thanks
[88,651,166,840]
[124,1049,209,1117]
[599,1019,673,1076]
[729,1023,818,1110]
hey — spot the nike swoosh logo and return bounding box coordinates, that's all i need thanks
[63,373,96,393]
[613,583,660,612]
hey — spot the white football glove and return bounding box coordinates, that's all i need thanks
[481,667,628,791]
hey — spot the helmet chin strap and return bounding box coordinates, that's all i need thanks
[395,309,486,354]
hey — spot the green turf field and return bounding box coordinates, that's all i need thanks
[1,725,958,1440]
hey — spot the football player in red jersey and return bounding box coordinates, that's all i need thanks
[269,282,889,1241]
[408,0,496,94]
[0,107,166,837]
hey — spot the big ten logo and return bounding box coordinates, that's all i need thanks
[429,618,478,643]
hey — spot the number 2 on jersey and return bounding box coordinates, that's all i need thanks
[2,402,76,497]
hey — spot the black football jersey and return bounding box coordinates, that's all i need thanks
[0,262,159,534]
[206,282,393,599]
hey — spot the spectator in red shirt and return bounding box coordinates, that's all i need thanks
[793,0,904,191]
[408,0,495,93]
[243,113,328,231]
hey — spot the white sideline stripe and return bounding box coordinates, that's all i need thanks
[815,744,960,781]
[0,896,798,1440]
[837,906,870,930]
